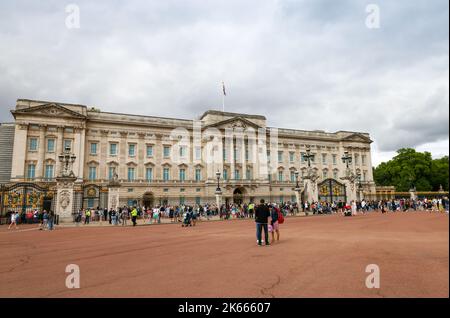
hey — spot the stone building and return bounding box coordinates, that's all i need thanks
[1,98,378,215]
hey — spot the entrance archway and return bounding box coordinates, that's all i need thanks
[143,192,155,209]
[233,187,246,204]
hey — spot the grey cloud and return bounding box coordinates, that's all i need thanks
[0,0,448,159]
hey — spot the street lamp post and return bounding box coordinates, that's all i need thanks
[294,171,300,190]
[56,146,77,223]
[356,171,363,202]
[216,170,221,193]
[304,145,314,168]
[215,170,222,211]
[302,146,319,204]
[294,171,303,215]
[58,146,76,178]
[340,150,357,204]
[341,151,352,169]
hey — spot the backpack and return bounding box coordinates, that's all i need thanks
[277,208,284,224]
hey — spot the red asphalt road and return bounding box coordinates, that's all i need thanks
[0,212,448,298]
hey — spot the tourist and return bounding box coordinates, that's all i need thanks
[351,200,357,216]
[269,204,280,244]
[144,207,151,224]
[169,207,174,223]
[121,208,128,226]
[8,211,19,230]
[191,207,198,226]
[74,209,82,226]
[152,207,159,224]
[361,200,367,214]
[48,210,55,230]
[255,199,270,246]
[42,210,48,229]
[37,210,44,229]
[110,210,117,225]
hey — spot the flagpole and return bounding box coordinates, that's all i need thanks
[222,81,225,112]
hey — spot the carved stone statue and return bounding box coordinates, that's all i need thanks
[59,190,71,209]
[113,169,119,182]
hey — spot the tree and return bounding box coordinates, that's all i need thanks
[430,156,449,191]
[373,148,448,192]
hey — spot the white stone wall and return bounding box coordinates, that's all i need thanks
[9,99,377,205]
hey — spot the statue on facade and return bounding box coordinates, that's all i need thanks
[108,167,121,186]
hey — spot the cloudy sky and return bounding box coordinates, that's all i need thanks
[0,0,448,166]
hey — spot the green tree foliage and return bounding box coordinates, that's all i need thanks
[373,148,449,192]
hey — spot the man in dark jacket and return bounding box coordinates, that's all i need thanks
[255,199,271,246]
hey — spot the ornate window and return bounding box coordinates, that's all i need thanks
[128,144,136,157]
[146,167,153,182]
[127,167,135,181]
[47,139,55,152]
[179,169,186,181]
[44,164,54,180]
[29,138,38,151]
[195,168,202,181]
[146,145,153,157]
[110,143,118,156]
[63,139,72,151]
[27,163,36,179]
[163,146,171,158]
[246,168,252,180]
[163,168,170,181]
[88,166,97,181]
[278,170,284,182]
[90,142,98,155]
[289,152,295,163]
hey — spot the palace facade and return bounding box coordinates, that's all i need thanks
[3,98,378,213]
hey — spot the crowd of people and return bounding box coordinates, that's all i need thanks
[302,197,450,216]
[4,196,449,233]
[7,209,56,231]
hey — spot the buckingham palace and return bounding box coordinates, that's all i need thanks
[0,98,378,219]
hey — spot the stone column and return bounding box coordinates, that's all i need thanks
[295,187,305,216]
[108,186,120,211]
[36,125,46,179]
[56,176,77,222]
[215,191,222,209]
[345,180,357,204]
[303,179,318,203]
[74,127,86,183]
[119,131,128,179]
[55,126,64,177]
[99,130,108,180]
[137,133,146,180]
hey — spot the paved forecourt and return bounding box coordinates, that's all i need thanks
[0,212,448,297]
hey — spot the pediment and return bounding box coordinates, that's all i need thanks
[12,103,86,119]
[204,116,261,130]
[341,133,372,143]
